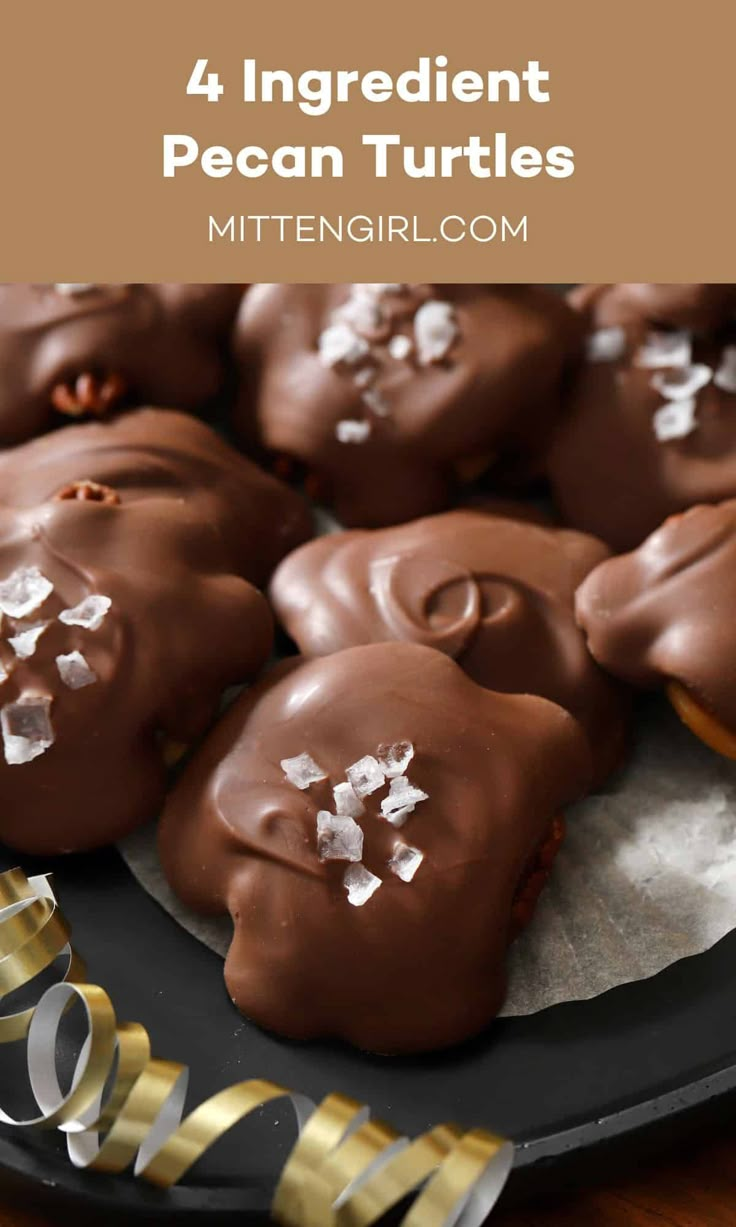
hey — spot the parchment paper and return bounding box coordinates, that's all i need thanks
[120,695,736,1017]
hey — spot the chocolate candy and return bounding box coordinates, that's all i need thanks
[0,409,312,855]
[0,407,313,585]
[575,500,736,757]
[569,283,736,333]
[232,284,582,527]
[0,284,243,444]
[547,288,736,551]
[158,642,590,1052]
[270,508,628,784]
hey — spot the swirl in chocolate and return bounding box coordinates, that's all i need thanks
[270,508,628,784]
[575,500,736,741]
[0,284,244,444]
[0,409,312,854]
[233,284,582,527]
[158,642,591,1053]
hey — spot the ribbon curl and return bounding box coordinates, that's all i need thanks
[0,868,513,1224]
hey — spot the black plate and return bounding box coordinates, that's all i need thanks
[1,844,735,1224]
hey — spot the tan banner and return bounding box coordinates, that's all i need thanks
[1,0,732,279]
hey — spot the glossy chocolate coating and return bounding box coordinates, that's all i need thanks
[547,295,736,551]
[270,509,628,784]
[232,284,582,527]
[0,409,312,854]
[0,408,313,585]
[576,500,736,732]
[568,283,736,333]
[0,284,243,444]
[159,643,590,1053]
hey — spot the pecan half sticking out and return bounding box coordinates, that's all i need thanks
[50,372,127,418]
[55,479,121,506]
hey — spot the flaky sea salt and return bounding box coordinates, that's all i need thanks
[636,331,691,370]
[380,776,429,826]
[586,326,627,364]
[333,781,365,817]
[413,300,458,365]
[1,695,54,765]
[318,322,369,368]
[651,364,712,400]
[714,346,736,394]
[353,367,375,390]
[388,333,413,361]
[58,594,111,631]
[336,294,382,335]
[54,284,96,295]
[317,811,364,862]
[362,284,403,296]
[653,397,698,442]
[346,755,385,797]
[377,741,414,778]
[343,863,382,906]
[56,650,97,690]
[0,567,54,619]
[361,388,389,416]
[388,842,424,882]
[8,622,49,660]
[335,419,371,444]
[280,752,327,790]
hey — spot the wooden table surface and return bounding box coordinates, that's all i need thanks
[2,1125,735,1227]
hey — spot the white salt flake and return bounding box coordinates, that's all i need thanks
[336,294,382,335]
[343,863,382,906]
[8,622,49,660]
[653,397,698,442]
[0,567,54,619]
[635,331,692,370]
[388,842,424,882]
[318,322,369,368]
[54,284,96,295]
[280,752,327,790]
[56,650,97,690]
[1,695,54,765]
[361,284,404,296]
[586,326,627,363]
[714,346,736,394]
[413,300,458,365]
[346,755,385,797]
[380,776,429,825]
[388,334,413,361]
[377,741,414,778]
[317,811,364,862]
[58,594,111,631]
[335,419,371,444]
[361,387,390,417]
[651,364,712,401]
[353,367,376,390]
[333,781,365,817]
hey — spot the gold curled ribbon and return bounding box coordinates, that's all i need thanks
[0,868,513,1224]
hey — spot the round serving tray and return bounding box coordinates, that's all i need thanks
[0,843,735,1224]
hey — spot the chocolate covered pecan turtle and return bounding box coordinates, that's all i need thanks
[0,408,312,853]
[233,284,582,527]
[576,500,736,759]
[270,508,628,784]
[159,642,590,1053]
[0,283,243,443]
[547,286,736,550]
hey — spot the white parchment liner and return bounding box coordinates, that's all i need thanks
[120,694,736,1018]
